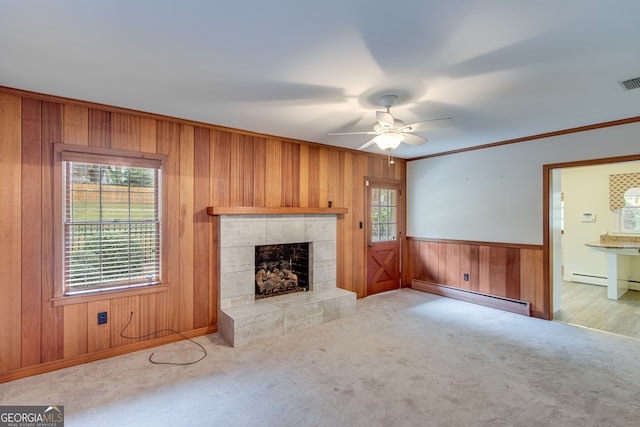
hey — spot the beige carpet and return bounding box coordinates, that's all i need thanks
[2,289,640,426]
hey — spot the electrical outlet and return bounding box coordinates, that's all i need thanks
[97,311,108,325]
[463,273,469,281]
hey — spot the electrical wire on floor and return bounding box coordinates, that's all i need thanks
[119,312,207,365]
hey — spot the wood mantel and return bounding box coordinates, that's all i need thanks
[206,206,348,215]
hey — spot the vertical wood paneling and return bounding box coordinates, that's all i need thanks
[88,109,111,148]
[506,248,520,300]
[156,121,181,334]
[419,241,439,283]
[469,245,480,292]
[459,244,471,290]
[179,125,195,331]
[265,139,282,207]
[338,152,353,292]
[210,130,231,207]
[489,247,507,296]
[368,156,385,180]
[209,131,224,325]
[405,239,420,286]
[352,154,368,297]
[521,248,544,315]
[111,113,140,151]
[21,98,42,367]
[140,117,157,153]
[307,147,320,207]
[291,143,301,207]
[252,137,266,207]
[63,304,87,358]
[41,101,64,363]
[445,243,460,287]
[87,300,110,353]
[0,93,22,372]
[281,141,294,207]
[393,160,406,182]
[193,128,211,328]
[111,296,140,347]
[299,144,309,207]
[431,242,440,283]
[240,135,255,206]
[478,246,491,294]
[209,214,219,325]
[139,294,157,341]
[63,104,88,146]
[229,134,245,206]
[318,148,329,206]
[438,243,447,284]
[326,149,339,207]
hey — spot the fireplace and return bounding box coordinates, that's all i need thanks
[255,242,309,298]
[216,213,357,347]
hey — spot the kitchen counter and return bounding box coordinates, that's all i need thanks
[585,239,640,299]
[585,240,640,251]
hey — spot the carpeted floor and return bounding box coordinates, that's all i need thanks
[2,288,640,426]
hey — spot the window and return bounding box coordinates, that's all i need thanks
[56,145,163,296]
[371,188,397,242]
[620,187,640,233]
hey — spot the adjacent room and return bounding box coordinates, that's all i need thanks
[1,1,640,425]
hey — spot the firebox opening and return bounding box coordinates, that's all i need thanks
[255,242,309,299]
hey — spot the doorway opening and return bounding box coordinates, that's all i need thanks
[547,156,640,338]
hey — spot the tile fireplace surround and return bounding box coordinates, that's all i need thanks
[216,213,356,347]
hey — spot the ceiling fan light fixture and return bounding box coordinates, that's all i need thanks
[373,133,404,150]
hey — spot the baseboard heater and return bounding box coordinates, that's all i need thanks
[572,273,640,284]
[411,279,531,317]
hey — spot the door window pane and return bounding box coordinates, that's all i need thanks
[370,187,398,242]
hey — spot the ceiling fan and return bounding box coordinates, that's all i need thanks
[330,94,453,151]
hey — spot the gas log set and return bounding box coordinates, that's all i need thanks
[254,242,309,299]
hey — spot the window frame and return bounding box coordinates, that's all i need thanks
[53,143,168,303]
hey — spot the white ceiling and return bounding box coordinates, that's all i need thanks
[2,1,640,158]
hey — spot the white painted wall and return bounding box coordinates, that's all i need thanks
[562,162,640,284]
[407,121,640,245]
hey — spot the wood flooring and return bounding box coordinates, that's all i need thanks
[554,281,640,339]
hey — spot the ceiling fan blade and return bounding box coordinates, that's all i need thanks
[357,139,376,150]
[402,133,427,146]
[401,118,454,133]
[329,131,377,136]
[376,111,394,127]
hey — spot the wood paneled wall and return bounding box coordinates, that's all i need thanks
[0,88,405,381]
[404,238,546,318]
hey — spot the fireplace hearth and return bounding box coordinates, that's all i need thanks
[216,213,357,346]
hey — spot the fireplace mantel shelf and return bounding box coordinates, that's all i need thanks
[207,206,348,216]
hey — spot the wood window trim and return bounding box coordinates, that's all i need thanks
[51,283,170,307]
[52,143,169,302]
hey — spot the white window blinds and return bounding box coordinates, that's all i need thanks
[62,153,161,295]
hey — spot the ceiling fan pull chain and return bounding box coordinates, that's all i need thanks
[388,151,395,166]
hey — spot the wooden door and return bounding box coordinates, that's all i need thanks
[366,181,401,295]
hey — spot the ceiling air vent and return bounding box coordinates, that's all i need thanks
[619,77,640,91]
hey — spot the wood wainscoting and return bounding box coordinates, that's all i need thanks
[403,238,546,318]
